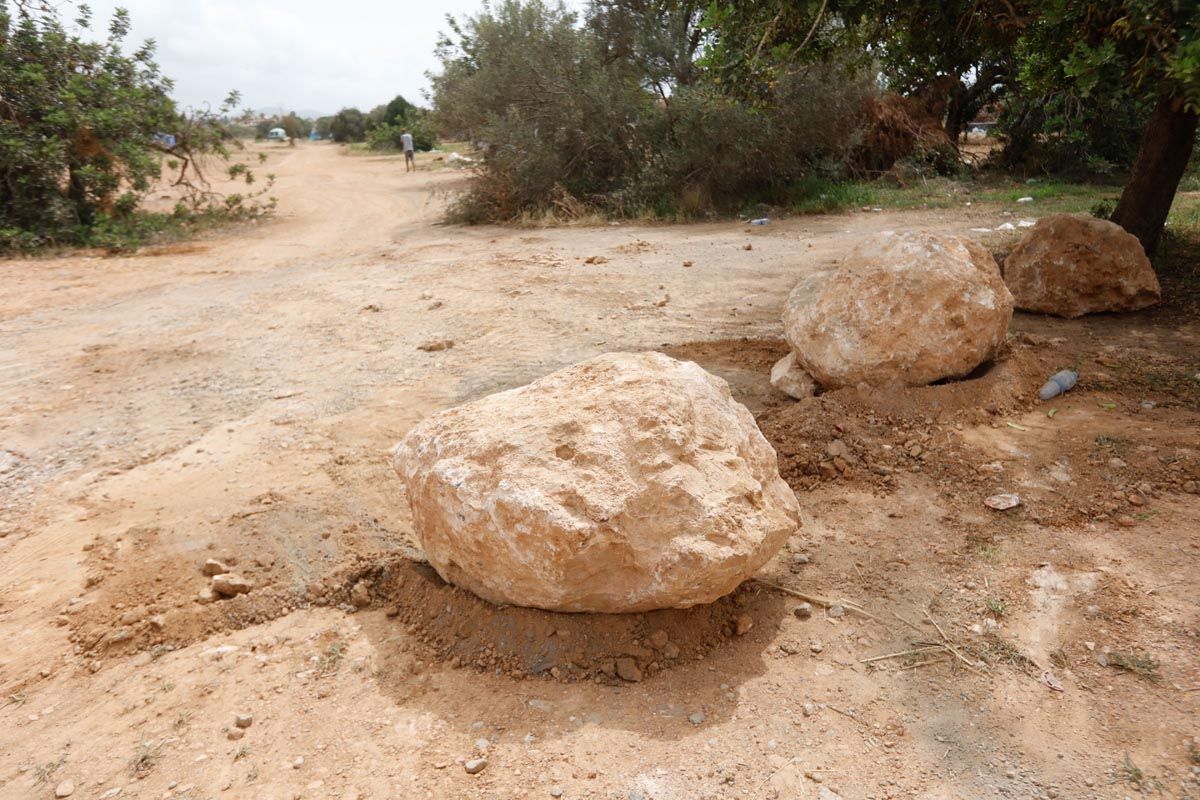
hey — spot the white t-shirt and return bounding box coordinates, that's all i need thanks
[401,133,414,152]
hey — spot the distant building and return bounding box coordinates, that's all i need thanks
[266,127,288,142]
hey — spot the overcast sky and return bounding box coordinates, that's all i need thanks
[80,0,511,117]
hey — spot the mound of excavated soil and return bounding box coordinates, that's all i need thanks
[67,329,1199,682]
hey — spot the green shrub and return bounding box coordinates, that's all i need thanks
[431,0,873,222]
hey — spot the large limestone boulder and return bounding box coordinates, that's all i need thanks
[783,231,1013,388]
[394,352,800,613]
[1002,214,1160,318]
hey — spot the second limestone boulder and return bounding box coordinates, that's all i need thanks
[1002,214,1160,318]
[783,230,1013,388]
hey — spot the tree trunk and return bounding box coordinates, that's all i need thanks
[1110,93,1199,256]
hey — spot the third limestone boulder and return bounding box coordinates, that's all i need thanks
[783,231,1013,388]
[1002,214,1160,318]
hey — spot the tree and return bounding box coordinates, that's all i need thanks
[383,94,415,127]
[703,0,1200,255]
[429,0,873,221]
[587,0,706,98]
[329,107,367,143]
[0,1,269,249]
[1,2,175,237]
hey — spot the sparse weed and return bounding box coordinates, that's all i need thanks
[975,634,1037,675]
[317,642,346,675]
[129,744,158,778]
[33,756,65,784]
[1120,753,1163,791]
[233,745,250,762]
[150,644,176,660]
[965,533,1000,562]
[985,597,1007,616]
[173,711,192,729]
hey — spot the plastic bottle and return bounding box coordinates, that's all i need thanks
[749,218,770,226]
[1038,369,1078,401]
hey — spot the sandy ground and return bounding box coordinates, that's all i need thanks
[1,142,1198,800]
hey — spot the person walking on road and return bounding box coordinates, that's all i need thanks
[402,131,415,172]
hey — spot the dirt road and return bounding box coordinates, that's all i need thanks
[1,143,1198,800]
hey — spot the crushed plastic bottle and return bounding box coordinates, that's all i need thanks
[749,218,770,226]
[1038,369,1078,401]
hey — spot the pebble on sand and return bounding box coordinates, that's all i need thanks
[464,757,488,775]
[615,658,643,682]
[54,780,75,798]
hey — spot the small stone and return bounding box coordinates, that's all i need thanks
[1183,480,1198,494]
[464,757,488,775]
[810,642,824,654]
[770,352,817,400]
[827,604,846,618]
[1108,457,1127,469]
[689,711,706,726]
[1115,515,1136,528]
[227,728,245,741]
[148,615,166,631]
[662,643,680,659]
[615,658,643,682]
[825,440,848,459]
[196,587,216,605]
[235,713,253,728]
[350,581,371,608]
[793,602,813,620]
[648,629,669,649]
[475,738,490,753]
[55,780,75,798]
[211,574,252,597]
[550,788,564,798]
[791,552,811,570]
[201,559,229,576]
[293,756,304,769]
[802,703,815,717]
[818,787,844,800]
[417,339,454,352]
[735,614,755,636]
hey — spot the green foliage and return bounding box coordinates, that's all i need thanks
[366,120,436,153]
[0,1,273,252]
[430,0,873,222]
[1,3,174,238]
[329,107,367,143]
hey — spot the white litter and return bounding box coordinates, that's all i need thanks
[1017,196,1034,203]
[1018,219,1037,227]
[997,222,1016,231]
[970,227,993,233]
